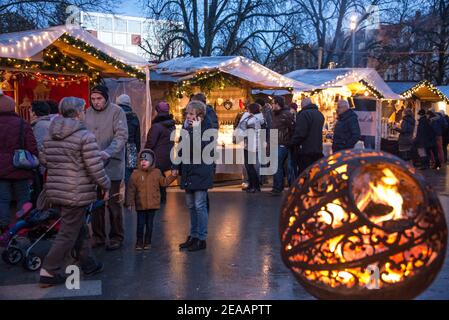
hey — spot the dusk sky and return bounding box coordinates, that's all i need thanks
[119,0,145,17]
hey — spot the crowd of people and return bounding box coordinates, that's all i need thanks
[1,84,448,287]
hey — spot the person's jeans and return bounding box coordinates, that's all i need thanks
[43,206,97,274]
[287,148,298,187]
[159,170,167,204]
[0,179,31,227]
[273,145,289,192]
[436,136,445,166]
[426,146,440,168]
[244,149,260,190]
[185,190,208,241]
[443,139,449,163]
[91,180,124,245]
[136,210,156,243]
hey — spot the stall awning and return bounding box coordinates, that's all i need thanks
[153,56,314,91]
[0,25,151,77]
[400,80,449,103]
[285,68,402,100]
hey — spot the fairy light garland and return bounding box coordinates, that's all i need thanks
[359,80,382,99]
[59,34,145,80]
[0,32,146,85]
[0,47,102,85]
[402,80,449,103]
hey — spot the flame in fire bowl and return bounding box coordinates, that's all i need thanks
[279,149,447,299]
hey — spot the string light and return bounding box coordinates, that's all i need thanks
[1,32,146,86]
[402,80,449,103]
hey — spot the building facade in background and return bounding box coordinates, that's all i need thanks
[80,11,183,61]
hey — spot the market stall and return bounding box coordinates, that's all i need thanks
[388,80,449,114]
[0,25,152,132]
[285,68,403,153]
[386,80,449,155]
[151,56,312,176]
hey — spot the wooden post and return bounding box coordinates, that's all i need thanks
[145,65,152,135]
[375,99,382,151]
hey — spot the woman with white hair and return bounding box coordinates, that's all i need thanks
[39,97,110,287]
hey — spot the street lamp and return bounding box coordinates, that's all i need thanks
[350,15,357,68]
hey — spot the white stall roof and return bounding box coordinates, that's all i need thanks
[154,56,314,91]
[285,68,402,99]
[0,25,149,69]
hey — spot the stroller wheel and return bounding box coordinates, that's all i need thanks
[1,247,23,265]
[23,254,42,271]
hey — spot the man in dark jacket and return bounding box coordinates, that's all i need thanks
[116,94,141,186]
[145,101,176,203]
[0,93,38,231]
[428,110,444,169]
[332,99,361,153]
[290,98,325,174]
[415,109,436,169]
[440,110,449,163]
[270,96,294,195]
[39,97,110,287]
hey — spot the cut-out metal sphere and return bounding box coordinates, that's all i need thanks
[280,149,447,299]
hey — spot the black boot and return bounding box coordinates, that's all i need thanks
[143,238,151,250]
[135,238,143,251]
[188,239,206,252]
[179,236,196,249]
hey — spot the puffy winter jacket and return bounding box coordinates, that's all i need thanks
[145,113,176,172]
[0,112,38,180]
[41,116,111,207]
[236,112,265,152]
[332,109,361,152]
[126,149,177,210]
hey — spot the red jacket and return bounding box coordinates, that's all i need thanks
[0,112,38,180]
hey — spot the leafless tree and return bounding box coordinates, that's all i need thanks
[0,0,116,33]
[139,0,296,62]
[287,0,395,68]
[372,0,449,84]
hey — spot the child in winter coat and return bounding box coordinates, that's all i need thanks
[126,149,177,250]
